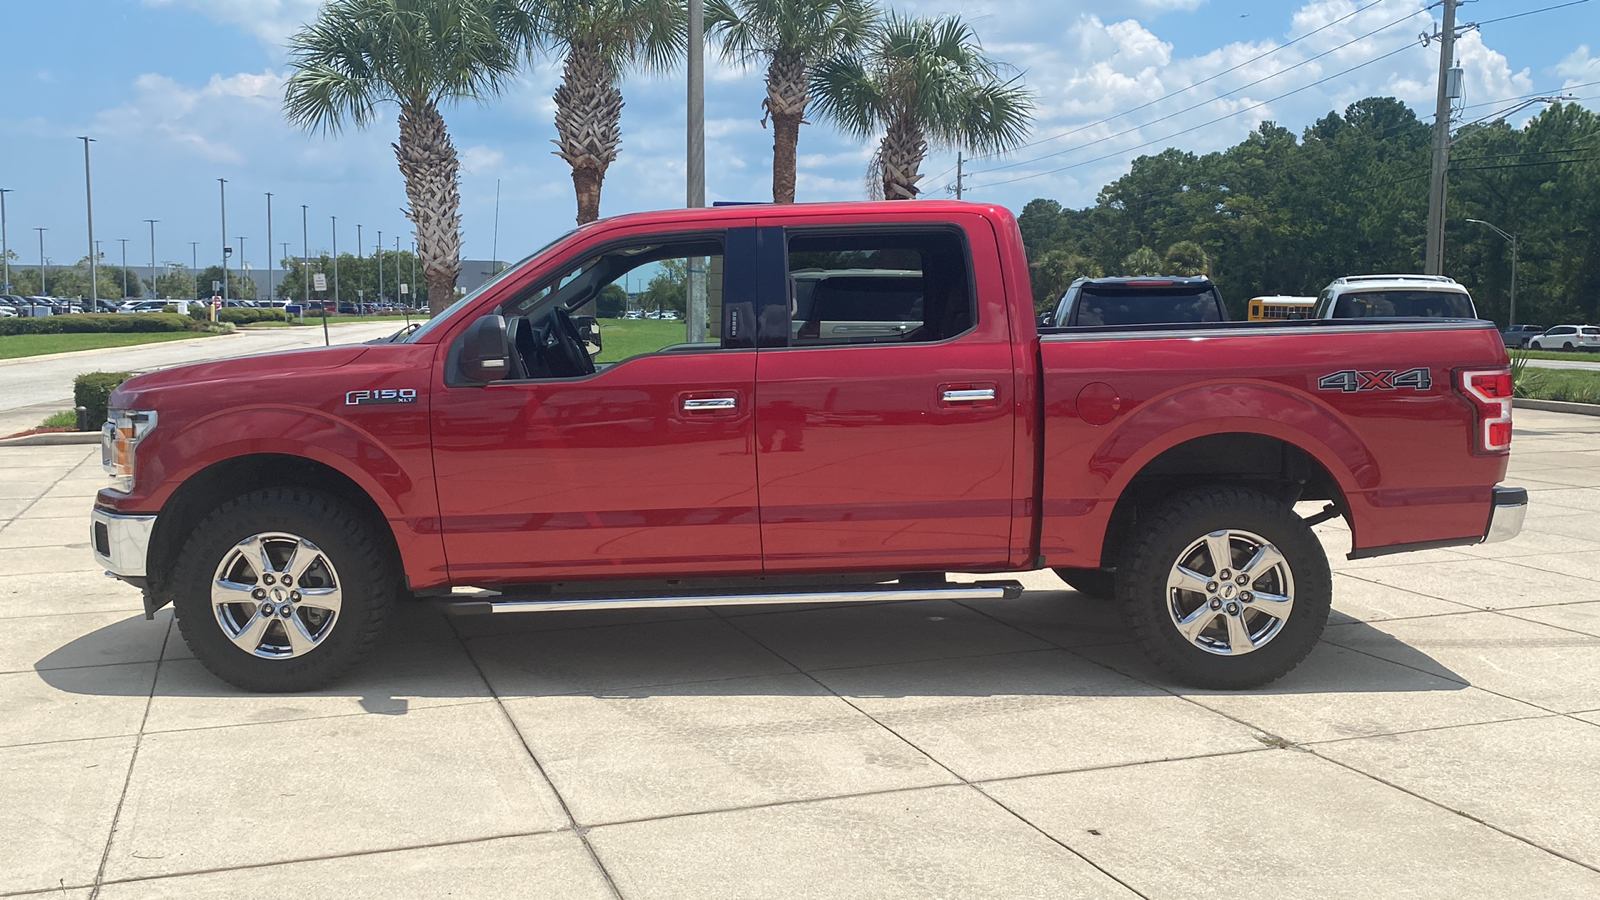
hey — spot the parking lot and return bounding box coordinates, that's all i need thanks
[3,407,1598,898]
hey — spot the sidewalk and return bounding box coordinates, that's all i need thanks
[2,410,1597,898]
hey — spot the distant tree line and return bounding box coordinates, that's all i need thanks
[1018,97,1600,326]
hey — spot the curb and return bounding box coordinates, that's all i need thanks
[1514,398,1600,417]
[0,431,101,447]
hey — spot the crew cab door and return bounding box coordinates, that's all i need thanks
[430,227,765,582]
[753,214,1017,572]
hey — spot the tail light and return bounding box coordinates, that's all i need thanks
[1459,368,1512,453]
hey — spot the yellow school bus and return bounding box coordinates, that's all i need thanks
[1248,296,1316,321]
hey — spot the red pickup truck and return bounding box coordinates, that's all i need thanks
[91,201,1524,693]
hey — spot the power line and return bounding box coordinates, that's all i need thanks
[972,2,1431,176]
[1468,0,1592,28]
[967,0,1394,164]
[971,41,1420,190]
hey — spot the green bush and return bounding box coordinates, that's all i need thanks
[74,372,133,429]
[0,313,192,336]
[217,308,288,324]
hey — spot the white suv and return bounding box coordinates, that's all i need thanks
[1528,325,1600,351]
[1311,274,1477,320]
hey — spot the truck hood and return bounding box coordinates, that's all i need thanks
[109,345,371,409]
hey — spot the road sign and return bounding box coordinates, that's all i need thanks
[212,295,221,308]
[312,273,327,292]
[212,280,221,292]
[399,283,408,295]
[286,304,302,317]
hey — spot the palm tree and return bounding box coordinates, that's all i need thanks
[284,0,535,305]
[813,13,1032,200]
[706,0,878,204]
[525,0,684,224]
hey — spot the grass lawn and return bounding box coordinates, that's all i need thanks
[1516,348,1600,362]
[0,331,211,361]
[595,317,698,363]
[1516,367,1600,404]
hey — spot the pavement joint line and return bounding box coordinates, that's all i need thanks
[1294,712,1563,747]
[1491,607,1600,640]
[130,697,497,742]
[87,612,170,900]
[1309,750,1600,876]
[445,616,626,900]
[713,607,1162,897]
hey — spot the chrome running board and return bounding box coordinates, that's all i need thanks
[438,580,1025,615]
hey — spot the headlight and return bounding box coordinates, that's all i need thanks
[102,409,157,493]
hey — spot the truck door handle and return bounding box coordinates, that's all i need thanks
[682,396,738,413]
[941,388,996,403]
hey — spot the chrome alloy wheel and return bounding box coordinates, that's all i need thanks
[1165,528,1295,656]
[211,532,342,659]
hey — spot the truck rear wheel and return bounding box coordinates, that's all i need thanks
[1116,486,1330,689]
[171,488,396,692]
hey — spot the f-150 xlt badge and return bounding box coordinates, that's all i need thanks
[1317,368,1431,393]
[345,389,418,406]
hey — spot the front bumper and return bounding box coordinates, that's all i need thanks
[1483,486,1527,544]
[91,508,156,579]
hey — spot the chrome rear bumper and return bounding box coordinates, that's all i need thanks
[1483,487,1527,544]
[90,508,156,578]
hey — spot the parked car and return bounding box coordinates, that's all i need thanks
[91,200,1522,694]
[119,300,172,314]
[1049,276,1228,327]
[1500,325,1545,348]
[1527,325,1600,352]
[0,304,15,318]
[1311,275,1477,320]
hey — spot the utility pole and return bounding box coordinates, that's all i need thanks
[955,152,963,200]
[1424,0,1462,275]
[331,216,339,310]
[219,178,229,302]
[118,238,129,300]
[685,0,707,343]
[35,227,46,295]
[145,220,158,298]
[265,193,275,301]
[79,137,98,304]
[0,188,11,294]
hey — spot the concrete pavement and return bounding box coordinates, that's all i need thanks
[1,409,1598,897]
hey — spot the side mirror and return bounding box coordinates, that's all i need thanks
[459,314,510,383]
[572,315,602,355]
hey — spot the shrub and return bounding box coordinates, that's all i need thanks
[217,308,288,324]
[0,313,191,336]
[74,372,133,429]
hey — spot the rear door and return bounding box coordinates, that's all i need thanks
[752,214,1016,573]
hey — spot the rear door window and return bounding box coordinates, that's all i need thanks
[785,231,973,346]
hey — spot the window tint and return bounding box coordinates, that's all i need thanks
[1073,286,1220,326]
[1332,289,1474,318]
[786,231,972,346]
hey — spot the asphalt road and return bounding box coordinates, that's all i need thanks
[0,321,404,435]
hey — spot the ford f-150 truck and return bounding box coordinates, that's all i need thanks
[90,201,1525,693]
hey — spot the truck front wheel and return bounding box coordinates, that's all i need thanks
[171,488,397,692]
[1116,487,1330,689]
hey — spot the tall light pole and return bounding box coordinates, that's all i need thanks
[331,215,339,309]
[79,136,98,303]
[0,188,11,294]
[377,229,383,304]
[686,0,707,342]
[265,193,275,302]
[35,227,47,295]
[1424,0,1461,275]
[301,204,310,306]
[145,220,158,298]
[218,178,229,302]
[237,235,248,298]
[1466,218,1520,327]
[118,238,129,300]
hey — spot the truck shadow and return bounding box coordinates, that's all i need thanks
[33,591,1476,711]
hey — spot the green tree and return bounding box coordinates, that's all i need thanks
[154,265,194,299]
[284,0,534,310]
[643,257,686,312]
[1028,249,1100,312]
[194,266,258,301]
[1121,247,1162,276]
[707,0,877,204]
[527,0,685,223]
[596,283,627,316]
[1164,241,1209,276]
[813,13,1032,200]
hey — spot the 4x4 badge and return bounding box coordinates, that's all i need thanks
[1318,368,1431,393]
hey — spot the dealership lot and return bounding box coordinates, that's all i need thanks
[2,407,1598,898]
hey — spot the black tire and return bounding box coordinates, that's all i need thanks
[1115,486,1331,689]
[1563,342,1574,351]
[1053,567,1116,600]
[171,488,396,692]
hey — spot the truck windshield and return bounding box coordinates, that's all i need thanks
[1333,290,1474,318]
[1074,286,1221,326]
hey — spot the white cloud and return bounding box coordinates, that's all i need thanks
[143,0,321,47]
[460,146,504,176]
[1552,45,1597,87]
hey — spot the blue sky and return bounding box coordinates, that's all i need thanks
[1,0,1596,277]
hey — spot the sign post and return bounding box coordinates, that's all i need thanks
[313,272,329,346]
[400,283,410,326]
[210,294,221,323]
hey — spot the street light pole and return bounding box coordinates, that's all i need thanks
[301,204,309,307]
[0,188,11,294]
[218,178,229,303]
[1466,218,1520,327]
[118,238,129,300]
[189,241,198,297]
[145,220,158,298]
[79,136,98,304]
[265,193,275,302]
[331,216,339,309]
[35,227,47,295]
[377,229,383,305]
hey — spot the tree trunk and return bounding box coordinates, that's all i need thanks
[765,52,809,205]
[878,112,927,201]
[394,101,462,306]
[553,43,622,225]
